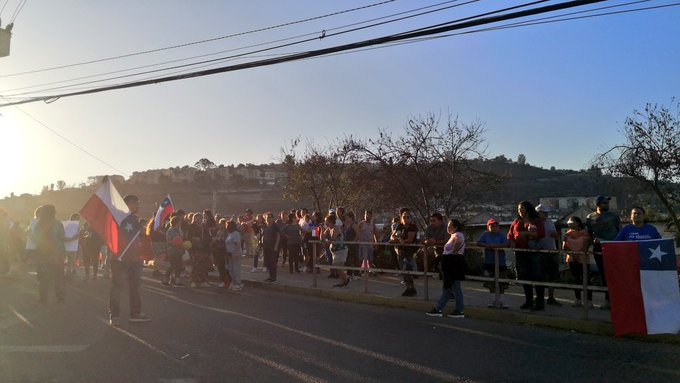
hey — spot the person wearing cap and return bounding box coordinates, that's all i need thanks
[477,219,509,308]
[109,195,151,325]
[586,195,621,310]
[535,204,562,306]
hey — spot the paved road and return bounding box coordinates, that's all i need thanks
[1,270,679,383]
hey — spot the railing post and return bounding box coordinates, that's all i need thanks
[582,252,589,320]
[423,246,429,301]
[312,242,317,288]
[494,249,501,308]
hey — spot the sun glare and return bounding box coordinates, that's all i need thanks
[0,113,27,197]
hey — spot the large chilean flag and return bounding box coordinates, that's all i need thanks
[602,239,680,336]
[79,176,130,256]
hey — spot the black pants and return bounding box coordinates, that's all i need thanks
[515,251,545,307]
[212,251,227,283]
[37,262,64,303]
[165,253,183,280]
[569,262,593,301]
[287,244,301,273]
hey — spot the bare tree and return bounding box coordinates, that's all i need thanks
[345,113,502,224]
[282,138,372,213]
[56,180,66,190]
[593,100,680,242]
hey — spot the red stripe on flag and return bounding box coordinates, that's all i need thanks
[80,194,119,255]
[602,242,647,336]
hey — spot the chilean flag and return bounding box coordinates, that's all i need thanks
[79,176,131,257]
[153,195,174,231]
[602,239,680,336]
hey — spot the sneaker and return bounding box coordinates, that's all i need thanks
[520,302,533,310]
[262,267,268,273]
[449,311,465,318]
[218,282,225,288]
[130,314,151,323]
[400,280,405,285]
[426,308,443,317]
[547,297,562,306]
[230,285,242,291]
[109,317,121,326]
[401,288,417,297]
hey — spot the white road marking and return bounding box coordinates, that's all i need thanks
[100,318,183,365]
[232,348,330,383]
[8,305,34,329]
[0,345,88,353]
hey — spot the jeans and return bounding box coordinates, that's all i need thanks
[287,243,301,273]
[229,253,242,285]
[358,244,374,263]
[401,256,417,289]
[109,261,142,318]
[436,281,464,313]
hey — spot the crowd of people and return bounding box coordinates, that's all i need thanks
[0,193,672,322]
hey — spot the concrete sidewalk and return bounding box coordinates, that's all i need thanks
[207,256,619,336]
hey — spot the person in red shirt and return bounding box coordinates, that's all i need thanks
[507,201,546,311]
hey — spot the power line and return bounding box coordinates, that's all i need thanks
[0,0,627,108]
[1,96,124,174]
[0,0,9,19]
[9,0,26,23]
[0,0,396,78]
[1,0,469,96]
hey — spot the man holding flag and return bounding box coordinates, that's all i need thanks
[80,177,151,326]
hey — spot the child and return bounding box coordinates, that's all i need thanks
[563,216,592,308]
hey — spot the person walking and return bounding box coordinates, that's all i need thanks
[426,219,467,318]
[109,195,151,326]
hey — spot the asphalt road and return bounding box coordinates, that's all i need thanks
[1,270,679,383]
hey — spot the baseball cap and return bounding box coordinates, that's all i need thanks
[595,195,611,205]
[535,204,551,213]
[486,219,498,226]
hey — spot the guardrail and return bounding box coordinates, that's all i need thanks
[308,240,604,320]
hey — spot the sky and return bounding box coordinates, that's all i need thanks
[0,0,679,198]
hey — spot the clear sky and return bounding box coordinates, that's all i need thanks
[0,0,679,198]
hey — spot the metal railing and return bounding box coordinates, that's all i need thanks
[307,240,605,320]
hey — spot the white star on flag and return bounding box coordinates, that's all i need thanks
[648,245,667,262]
[125,222,134,233]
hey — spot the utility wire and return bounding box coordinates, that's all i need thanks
[0,0,621,107]
[0,96,124,173]
[0,0,9,19]
[1,0,469,96]
[9,0,26,23]
[0,0,396,78]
